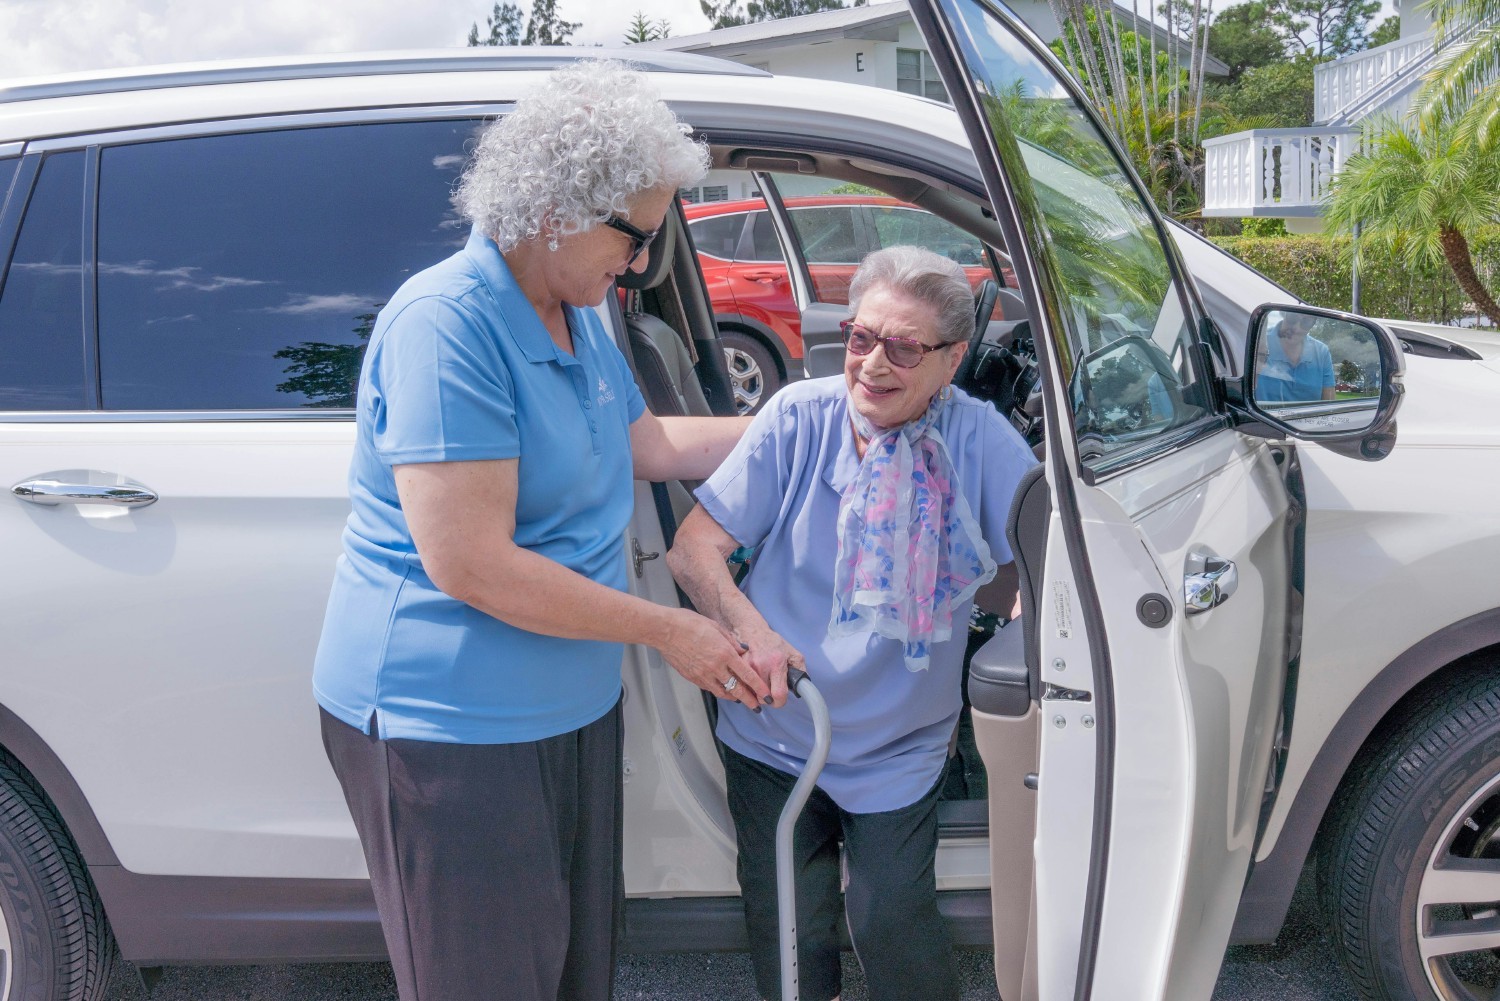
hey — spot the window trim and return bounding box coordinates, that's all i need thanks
[24,104,510,155]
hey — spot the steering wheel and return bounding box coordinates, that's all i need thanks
[954,278,1000,389]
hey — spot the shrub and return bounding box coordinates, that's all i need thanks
[1209,230,1500,324]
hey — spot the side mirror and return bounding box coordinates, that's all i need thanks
[1229,305,1405,461]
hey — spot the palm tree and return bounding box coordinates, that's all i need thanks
[1418,0,1500,145]
[1325,114,1500,322]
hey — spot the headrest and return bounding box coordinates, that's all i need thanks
[616,208,677,292]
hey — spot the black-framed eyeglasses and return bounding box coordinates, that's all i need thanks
[839,320,949,369]
[604,215,658,267]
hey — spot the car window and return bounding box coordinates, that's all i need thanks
[687,214,746,261]
[96,120,474,411]
[745,211,784,263]
[868,206,987,267]
[787,206,861,265]
[941,0,1213,469]
[0,152,89,410]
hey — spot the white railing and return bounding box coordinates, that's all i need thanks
[1202,128,1358,217]
[1315,32,1434,122]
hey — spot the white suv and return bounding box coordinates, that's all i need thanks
[0,4,1494,1001]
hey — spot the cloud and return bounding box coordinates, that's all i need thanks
[98,260,270,292]
[0,0,719,81]
[262,292,378,315]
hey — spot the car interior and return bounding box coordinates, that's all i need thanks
[613,142,1050,995]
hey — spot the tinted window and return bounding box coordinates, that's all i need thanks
[788,206,861,264]
[746,211,784,263]
[0,152,88,410]
[97,121,474,411]
[688,214,746,260]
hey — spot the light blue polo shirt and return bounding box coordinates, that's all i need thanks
[313,227,645,744]
[697,377,1035,813]
[1257,328,1335,403]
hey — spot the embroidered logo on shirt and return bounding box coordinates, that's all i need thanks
[597,377,616,407]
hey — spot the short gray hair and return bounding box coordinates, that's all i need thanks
[456,60,710,251]
[848,245,975,345]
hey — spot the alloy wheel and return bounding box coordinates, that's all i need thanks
[1417,771,1500,999]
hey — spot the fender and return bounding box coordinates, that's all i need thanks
[713,312,798,377]
[1230,606,1500,943]
[0,701,117,866]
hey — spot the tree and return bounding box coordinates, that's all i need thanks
[468,3,524,45]
[624,10,671,42]
[1211,53,1317,125]
[1325,113,1500,323]
[1418,0,1500,147]
[467,0,579,46]
[1286,0,1381,55]
[1209,1,1294,79]
[1368,14,1399,46]
[700,0,865,30]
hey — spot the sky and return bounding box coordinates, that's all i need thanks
[0,0,1401,81]
[0,0,719,80]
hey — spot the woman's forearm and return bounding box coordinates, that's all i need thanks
[666,511,770,640]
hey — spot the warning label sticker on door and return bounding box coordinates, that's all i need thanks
[1052,581,1073,640]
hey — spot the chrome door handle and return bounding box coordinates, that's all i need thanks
[1184,555,1237,615]
[12,479,159,508]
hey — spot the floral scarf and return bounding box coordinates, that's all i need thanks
[828,391,997,671]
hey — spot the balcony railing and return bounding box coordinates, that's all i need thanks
[1314,32,1434,122]
[1202,128,1357,217]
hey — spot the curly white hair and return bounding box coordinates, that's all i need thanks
[457,60,710,251]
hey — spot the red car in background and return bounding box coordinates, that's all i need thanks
[683,194,1017,413]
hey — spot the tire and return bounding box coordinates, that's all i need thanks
[1319,670,1500,1001]
[0,752,114,1001]
[719,330,782,415]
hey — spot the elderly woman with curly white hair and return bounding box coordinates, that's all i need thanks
[312,61,764,1001]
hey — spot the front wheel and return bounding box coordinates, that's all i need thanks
[720,330,782,416]
[0,753,114,1001]
[1319,671,1500,1000]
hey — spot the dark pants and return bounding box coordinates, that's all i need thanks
[724,747,959,1001]
[320,704,624,1001]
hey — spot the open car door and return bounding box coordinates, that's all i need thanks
[909,0,1321,996]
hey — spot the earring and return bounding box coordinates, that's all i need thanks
[939,385,954,401]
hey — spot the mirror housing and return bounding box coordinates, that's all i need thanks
[1225,304,1405,461]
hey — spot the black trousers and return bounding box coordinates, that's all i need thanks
[724,746,959,1001]
[320,704,624,1001]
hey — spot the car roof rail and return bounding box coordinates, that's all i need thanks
[0,47,771,105]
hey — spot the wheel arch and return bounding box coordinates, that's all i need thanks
[714,313,795,380]
[1230,606,1500,944]
[0,702,118,867]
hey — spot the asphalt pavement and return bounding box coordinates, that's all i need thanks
[100,870,1359,1000]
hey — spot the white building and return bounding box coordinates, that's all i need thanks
[637,0,1227,203]
[1203,0,1491,229]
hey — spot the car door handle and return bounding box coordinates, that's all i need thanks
[1184,555,1237,614]
[12,478,159,508]
[741,269,785,283]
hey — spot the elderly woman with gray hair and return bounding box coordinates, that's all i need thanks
[312,61,762,1001]
[669,245,1035,1001]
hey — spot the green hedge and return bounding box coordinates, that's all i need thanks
[1208,230,1500,325]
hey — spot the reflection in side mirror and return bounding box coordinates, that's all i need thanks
[1250,308,1387,436]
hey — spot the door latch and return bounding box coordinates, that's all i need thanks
[632,538,661,578]
[1184,551,1238,614]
